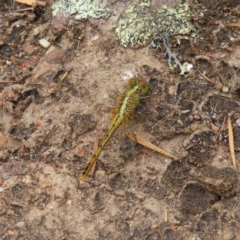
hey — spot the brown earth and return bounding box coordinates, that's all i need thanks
[0,0,240,239]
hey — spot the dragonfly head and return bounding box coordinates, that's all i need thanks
[128,78,148,95]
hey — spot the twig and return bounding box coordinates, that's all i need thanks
[36,0,46,6]
[228,115,238,171]
[60,71,70,81]
[216,116,226,140]
[0,80,23,84]
[127,133,177,160]
[164,208,168,222]
[225,23,240,28]
[0,75,31,84]
[197,70,216,85]
[15,7,33,12]
[14,0,46,6]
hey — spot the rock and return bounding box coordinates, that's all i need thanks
[38,38,50,48]
[191,166,239,197]
[178,183,218,215]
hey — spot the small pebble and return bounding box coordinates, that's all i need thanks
[22,175,32,184]
[222,85,229,93]
[38,39,50,48]
[190,123,198,132]
[181,109,190,114]
[236,119,240,127]
[33,28,40,36]
[211,123,219,133]
[92,35,99,41]
[15,222,25,228]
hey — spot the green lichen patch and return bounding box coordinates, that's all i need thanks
[115,0,195,47]
[52,0,110,20]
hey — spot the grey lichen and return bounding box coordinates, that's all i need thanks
[52,0,110,20]
[151,32,193,75]
[115,0,195,47]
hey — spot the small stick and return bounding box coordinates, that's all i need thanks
[164,208,168,222]
[0,80,19,84]
[127,133,177,160]
[14,0,46,6]
[36,0,46,6]
[15,7,33,12]
[60,71,69,81]
[197,70,216,85]
[216,116,226,140]
[0,75,30,84]
[225,23,240,28]
[228,115,238,171]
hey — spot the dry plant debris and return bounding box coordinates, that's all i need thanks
[127,133,177,160]
[228,115,238,171]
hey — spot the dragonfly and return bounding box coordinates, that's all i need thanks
[79,77,149,181]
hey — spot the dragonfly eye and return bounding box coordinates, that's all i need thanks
[127,78,138,88]
[137,79,148,95]
[127,78,148,95]
[140,84,149,95]
[143,87,148,94]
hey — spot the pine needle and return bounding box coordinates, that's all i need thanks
[126,134,177,160]
[197,70,216,85]
[228,115,238,171]
[216,117,226,140]
[60,71,69,81]
[164,208,168,222]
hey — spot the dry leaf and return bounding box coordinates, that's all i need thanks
[0,132,8,147]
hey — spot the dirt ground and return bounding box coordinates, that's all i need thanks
[1,0,240,239]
